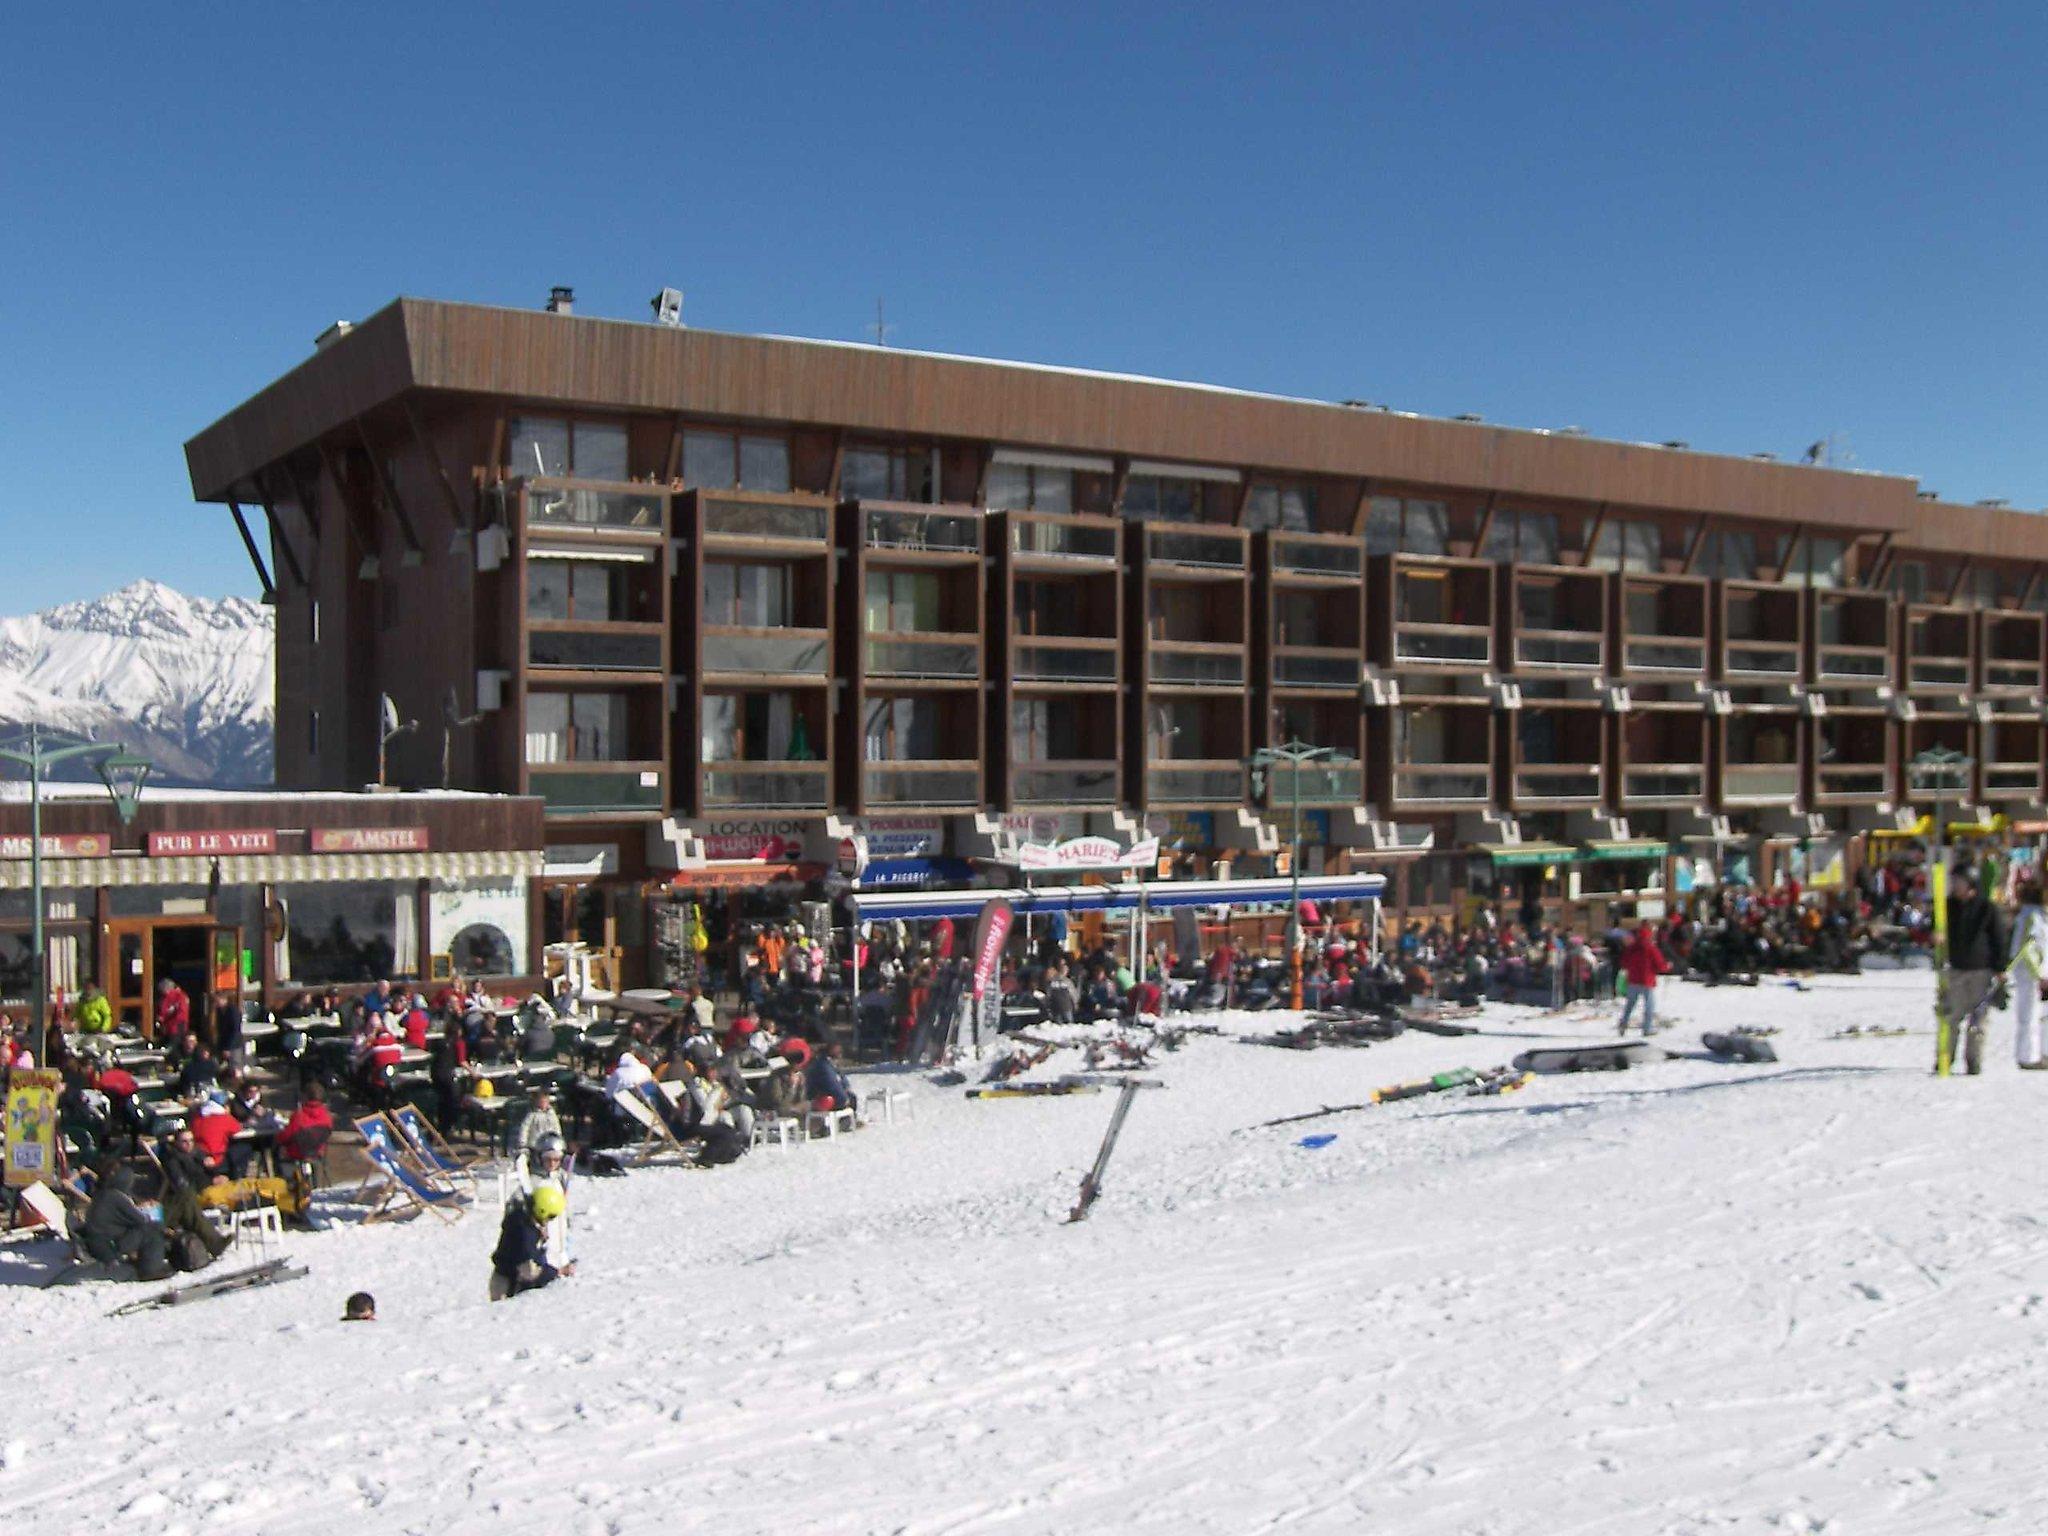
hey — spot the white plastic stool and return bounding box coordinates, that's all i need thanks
[806,1107,857,1139]
[227,1202,284,1259]
[865,1089,914,1126]
[753,1115,805,1151]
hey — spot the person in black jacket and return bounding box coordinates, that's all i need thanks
[1946,867,2010,1075]
[81,1164,172,1280]
[489,1187,573,1300]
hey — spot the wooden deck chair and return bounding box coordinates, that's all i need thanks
[610,1086,697,1166]
[387,1104,483,1189]
[355,1115,468,1223]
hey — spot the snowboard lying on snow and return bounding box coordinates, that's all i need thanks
[1513,1040,1666,1074]
[1701,1031,1779,1063]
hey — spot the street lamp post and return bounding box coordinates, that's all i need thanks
[1249,739,1355,1010]
[0,727,150,1066]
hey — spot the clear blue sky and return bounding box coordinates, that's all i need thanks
[6,2,2046,606]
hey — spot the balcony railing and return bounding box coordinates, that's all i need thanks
[524,481,664,533]
[1009,518,1119,563]
[1623,764,1705,802]
[1515,630,1603,670]
[1725,641,1800,678]
[700,628,829,677]
[1393,765,1492,804]
[862,506,981,553]
[1983,659,2043,693]
[1816,645,1891,682]
[702,762,830,811]
[1723,763,1801,802]
[1907,655,1972,689]
[526,763,664,815]
[1818,765,1890,799]
[527,624,665,672]
[1262,761,1365,808]
[1273,647,1361,689]
[1514,764,1604,802]
[1622,636,1708,674]
[1150,643,1246,688]
[1146,528,1246,571]
[1983,764,2042,796]
[1146,761,1246,804]
[1394,623,1491,667]
[1272,538,1363,579]
[700,498,830,543]
[865,633,979,680]
[863,762,980,807]
[1013,761,1121,807]
[1012,637,1118,684]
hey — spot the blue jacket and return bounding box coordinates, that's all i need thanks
[804,1055,853,1107]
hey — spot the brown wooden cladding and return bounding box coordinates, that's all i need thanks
[1898,500,2048,563]
[190,298,1921,535]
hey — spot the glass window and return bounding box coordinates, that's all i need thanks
[281,881,403,985]
[1705,531,1759,582]
[1364,497,1402,556]
[863,697,941,760]
[986,462,1031,512]
[703,563,790,627]
[571,694,626,760]
[509,417,569,478]
[1519,512,1559,565]
[1403,501,1450,556]
[526,694,569,764]
[1808,536,1847,590]
[865,570,941,631]
[570,564,620,621]
[739,436,791,493]
[1032,467,1072,514]
[1890,561,1928,604]
[1125,475,1200,523]
[528,562,571,621]
[701,694,739,760]
[682,430,735,489]
[844,445,932,502]
[574,422,629,482]
[1624,521,1662,573]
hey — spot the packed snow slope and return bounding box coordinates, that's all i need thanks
[0,579,271,785]
[8,974,2048,1535]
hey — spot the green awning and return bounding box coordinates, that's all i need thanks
[1582,840,1670,862]
[1487,844,1578,868]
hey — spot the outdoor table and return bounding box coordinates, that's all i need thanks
[461,1093,518,1152]
[231,1125,280,1178]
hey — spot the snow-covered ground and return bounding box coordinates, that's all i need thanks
[8,974,2048,1535]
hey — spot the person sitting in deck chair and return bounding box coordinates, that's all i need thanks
[81,1162,173,1280]
[490,1185,573,1300]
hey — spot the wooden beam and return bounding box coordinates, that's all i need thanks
[1946,558,1974,607]
[1468,492,1501,560]
[486,414,508,484]
[1575,502,1609,568]
[226,501,276,601]
[354,419,424,560]
[254,487,307,587]
[280,456,322,543]
[826,428,846,502]
[1233,475,1257,527]
[2017,563,2045,613]
[663,417,683,484]
[314,438,372,560]
[1765,523,1805,584]
[1679,514,1712,575]
[1860,530,1894,590]
[1349,480,1377,538]
[1109,456,1130,517]
[402,397,469,534]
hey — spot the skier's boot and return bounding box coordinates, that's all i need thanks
[1965,1020,1986,1076]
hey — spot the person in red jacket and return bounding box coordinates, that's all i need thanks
[155,978,191,1052]
[1617,920,1671,1036]
[277,1082,335,1162]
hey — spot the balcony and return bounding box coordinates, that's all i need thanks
[1271,537,1363,580]
[1814,644,1892,683]
[1150,642,1247,688]
[527,762,664,816]
[1394,623,1492,668]
[1009,516,1119,564]
[1905,609,1974,693]
[863,761,980,808]
[700,628,829,678]
[1261,761,1365,808]
[1393,765,1493,805]
[527,624,664,672]
[1622,635,1708,674]
[1817,765,1891,800]
[1983,763,2043,798]
[523,480,664,534]
[1723,764,1801,804]
[1013,636,1118,685]
[865,633,979,681]
[1273,647,1362,689]
[1515,629,1603,671]
[701,762,831,811]
[1146,761,1247,804]
[1980,615,2044,696]
[1147,528,1246,572]
[1724,640,1801,680]
[700,496,831,545]
[1514,764,1604,804]
[1623,764,1706,802]
[862,506,981,554]
[1013,761,1120,808]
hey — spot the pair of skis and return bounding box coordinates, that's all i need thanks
[107,1258,308,1318]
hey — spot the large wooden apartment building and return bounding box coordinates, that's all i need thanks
[185,294,2048,934]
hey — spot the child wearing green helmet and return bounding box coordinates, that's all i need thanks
[489,1185,576,1301]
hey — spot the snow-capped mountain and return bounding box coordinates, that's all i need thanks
[0,580,272,786]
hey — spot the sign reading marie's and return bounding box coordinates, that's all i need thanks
[312,826,431,853]
[1016,835,1160,872]
[147,828,277,857]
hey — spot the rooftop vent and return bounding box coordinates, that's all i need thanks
[1750,451,1778,460]
[546,286,575,315]
[1558,426,1587,436]
[1454,413,1484,423]
[651,287,683,326]
[1660,440,1690,450]
[1338,399,1374,409]
[1917,491,1939,500]
[1976,498,2010,509]
[314,320,353,351]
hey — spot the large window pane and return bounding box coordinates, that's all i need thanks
[1403,501,1450,556]
[574,421,629,482]
[739,436,791,493]
[527,562,571,621]
[1624,521,1662,573]
[569,564,619,621]
[510,417,569,478]
[702,694,739,759]
[281,881,402,985]
[571,694,626,760]
[843,448,891,502]
[734,565,788,627]
[683,430,734,490]
[1519,512,1559,565]
[703,563,737,623]
[987,462,1031,511]
[1364,497,1402,556]
[1032,468,1072,514]
[525,694,569,764]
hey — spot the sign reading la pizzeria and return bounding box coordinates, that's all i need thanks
[147,829,278,857]
[312,826,431,853]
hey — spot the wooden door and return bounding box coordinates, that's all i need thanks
[105,918,153,1035]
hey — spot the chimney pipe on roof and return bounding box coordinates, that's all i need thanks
[546,286,575,315]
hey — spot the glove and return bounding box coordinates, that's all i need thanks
[1994,980,2012,1011]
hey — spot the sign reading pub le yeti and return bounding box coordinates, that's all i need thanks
[146,828,278,857]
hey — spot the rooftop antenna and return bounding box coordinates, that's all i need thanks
[870,298,891,347]
[440,685,483,789]
[377,693,417,789]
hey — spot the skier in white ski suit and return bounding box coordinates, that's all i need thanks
[2011,881,2048,1068]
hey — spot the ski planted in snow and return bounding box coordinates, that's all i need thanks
[1067,1078,1145,1223]
[1933,860,1954,1075]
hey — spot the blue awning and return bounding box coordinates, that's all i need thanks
[856,857,976,890]
[849,873,1385,924]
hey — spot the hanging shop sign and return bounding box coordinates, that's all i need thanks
[698,818,808,862]
[0,833,111,860]
[852,817,946,859]
[4,1070,61,1188]
[147,828,278,857]
[669,862,824,891]
[311,826,431,853]
[858,857,976,889]
[1487,844,1578,870]
[1147,810,1216,849]
[1580,840,1669,863]
[1017,835,1161,872]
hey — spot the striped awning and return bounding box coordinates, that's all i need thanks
[0,849,545,891]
